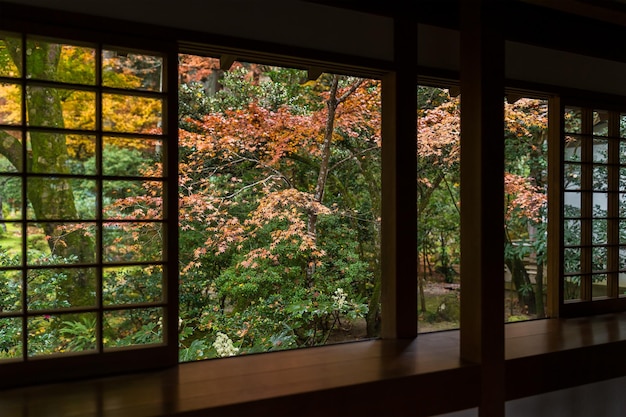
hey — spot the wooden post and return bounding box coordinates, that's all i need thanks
[547,96,562,317]
[381,12,418,339]
[459,0,506,415]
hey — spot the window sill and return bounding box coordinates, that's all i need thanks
[505,312,626,400]
[0,331,478,417]
[2,313,626,416]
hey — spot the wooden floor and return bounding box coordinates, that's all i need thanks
[2,313,626,417]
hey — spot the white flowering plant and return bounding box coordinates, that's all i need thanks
[212,331,240,357]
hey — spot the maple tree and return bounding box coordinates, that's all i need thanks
[174,56,381,354]
[504,97,548,317]
[416,88,548,323]
[417,90,461,308]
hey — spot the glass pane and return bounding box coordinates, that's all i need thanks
[620,194,626,217]
[592,274,607,298]
[28,313,97,357]
[592,109,609,136]
[564,163,581,190]
[103,137,163,177]
[620,168,626,192]
[0,269,21,312]
[621,140,626,163]
[102,94,162,134]
[564,276,581,301]
[26,40,95,85]
[0,34,21,78]
[621,221,626,244]
[26,87,96,130]
[103,222,162,263]
[620,114,626,138]
[0,224,22,266]
[592,166,608,191]
[564,107,582,134]
[26,222,96,265]
[0,83,21,125]
[592,219,607,245]
[27,133,96,175]
[564,192,581,217]
[592,138,608,163]
[103,307,162,348]
[620,247,626,270]
[102,51,163,92]
[592,192,608,217]
[103,265,162,305]
[564,135,582,162]
[102,180,162,220]
[0,176,21,219]
[0,130,22,173]
[0,317,22,360]
[27,267,96,310]
[592,246,607,271]
[564,219,581,246]
[26,178,96,220]
[564,248,581,274]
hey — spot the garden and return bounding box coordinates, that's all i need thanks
[0,37,550,361]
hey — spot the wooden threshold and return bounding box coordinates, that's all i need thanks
[0,331,478,417]
[505,312,626,400]
[3,313,626,416]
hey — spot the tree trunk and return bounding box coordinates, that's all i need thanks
[528,130,548,319]
[419,246,428,313]
[366,273,381,336]
[534,260,545,317]
[342,141,382,336]
[0,192,6,233]
[505,255,537,315]
[305,76,364,286]
[1,39,95,305]
[305,75,338,285]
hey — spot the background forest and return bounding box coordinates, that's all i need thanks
[0,38,548,361]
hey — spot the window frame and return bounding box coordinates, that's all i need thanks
[0,26,180,389]
[556,97,626,317]
[1,19,407,387]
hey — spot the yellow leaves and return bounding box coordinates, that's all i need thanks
[0,83,22,125]
[504,98,548,138]
[102,94,162,134]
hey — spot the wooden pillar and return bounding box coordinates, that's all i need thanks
[459,0,506,415]
[547,96,562,317]
[381,12,418,339]
[164,42,181,366]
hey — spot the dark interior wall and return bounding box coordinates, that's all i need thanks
[418,23,626,95]
[5,0,626,95]
[0,0,394,60]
